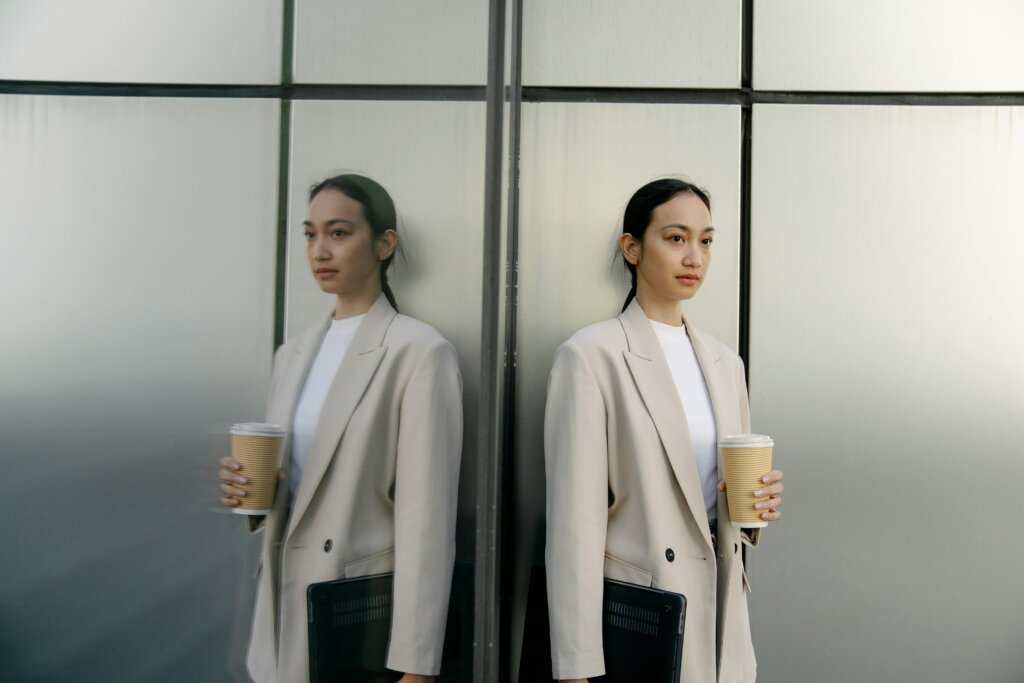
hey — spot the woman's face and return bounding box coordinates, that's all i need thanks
[303,188,389,297]
[626,191,714,303]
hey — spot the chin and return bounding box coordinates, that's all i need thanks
[676,289,700,301]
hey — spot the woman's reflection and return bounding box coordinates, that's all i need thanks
[219,174,463,682]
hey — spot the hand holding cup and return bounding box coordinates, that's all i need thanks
[220,423,285,515]
[717,469,783,522]
[219,456,248,508]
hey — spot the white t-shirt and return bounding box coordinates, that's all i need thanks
[288,314,365,500]
[649,319,719,523]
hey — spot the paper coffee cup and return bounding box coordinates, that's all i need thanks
[229,422,284,515]
[720,434,774,529]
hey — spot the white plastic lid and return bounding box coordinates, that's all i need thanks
[719,433,773,447]
[230,422,284,437]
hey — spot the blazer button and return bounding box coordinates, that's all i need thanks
[323,539,333,553]
[665,548,675,562]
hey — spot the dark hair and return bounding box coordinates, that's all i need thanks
[308,173,400,311]
[620,178,712,312]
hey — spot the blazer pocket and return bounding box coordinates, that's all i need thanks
[343,548,396,579]
[603,553,654,588]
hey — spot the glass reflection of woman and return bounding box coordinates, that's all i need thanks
[544,179,784,683]
[218,174,462,683]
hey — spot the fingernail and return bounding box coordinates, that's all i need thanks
[231,462,240,470]
[753,489,763,497]
[762,475,770,483]
[755,503,764,510]
[238,476,248,484]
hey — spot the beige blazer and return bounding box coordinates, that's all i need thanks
[245,294,463,682]
[544,299,761,682]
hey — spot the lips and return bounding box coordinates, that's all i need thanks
[677,274,700,285]
[315,269,338,279]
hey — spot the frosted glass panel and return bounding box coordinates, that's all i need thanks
[511,102,742,677]
[523,0,741,88]
[287,99,485,557]
[0,1,282,84]
[0,95,279,679]
[749,104,1024,682]
[755,0,1024,92]
[294,0,487,84]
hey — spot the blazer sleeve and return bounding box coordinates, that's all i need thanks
[386,339,463,675]
[544,341,609,680]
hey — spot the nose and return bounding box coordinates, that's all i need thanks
[682,243,702,267]
[310,236,331,261]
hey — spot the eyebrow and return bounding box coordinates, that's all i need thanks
[302,218,357,228]
[659,224,715,234]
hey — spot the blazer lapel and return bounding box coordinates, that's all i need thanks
[687,326,748,536]
[285,294,395,539]
[685,327,727,436]
[619,300,713,550]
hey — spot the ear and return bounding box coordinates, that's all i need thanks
[376,229,398,261]
[619,233,642,265]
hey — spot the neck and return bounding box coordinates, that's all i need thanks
[634,287,683,326]
[334,285,381,320]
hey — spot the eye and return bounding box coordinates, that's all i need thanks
[330,229,347,238]
[702,237,714,246]
[303,230,314,240]
[669,234,685,244]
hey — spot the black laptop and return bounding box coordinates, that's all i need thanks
[307,562,473,683]
[518,564,686,683]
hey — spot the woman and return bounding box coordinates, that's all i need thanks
[544,178,784,682]
[218,174,463,683]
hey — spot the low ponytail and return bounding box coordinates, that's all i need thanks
[620,279,637,313]
[381,271,399,312]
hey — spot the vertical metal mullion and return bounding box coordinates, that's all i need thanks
[738,105,752,379]
[475,0,508,681]
[738,0,754,382]
[273,0,296,350]
[499,0,524,679]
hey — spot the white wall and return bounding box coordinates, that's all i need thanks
[748,104,1024,683]
[522,0,741,87]
[0,0,282,84]
[755,0,1024,92]
[294,0,487,84]
[0,94,279,681]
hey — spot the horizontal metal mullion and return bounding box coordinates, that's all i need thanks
[288,84,486,101]
[0,80,486,102]
[0,80,281,98]
[523,86,1024,107]
[5,79,1021,107]
[522,86,745,105]
[750,90,1024,107]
